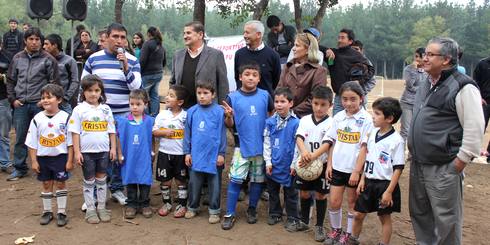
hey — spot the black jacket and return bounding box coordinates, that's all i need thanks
[266,24,296,58]
[140,39,166,76]
[0,49,11,100]
[2,29,24,59]
[474,57,490,103]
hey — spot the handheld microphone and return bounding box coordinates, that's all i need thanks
[117,47,125,70]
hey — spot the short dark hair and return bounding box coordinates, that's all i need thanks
[415,47,425,57]
[24,27,42,40]
[41,84,64,100]
[170,85,189,102]
[129,89,149,104]
[45,34,63,51]
[266,15,281,28]
[312,86,333,103]
[352,40,363,50]
[106,23,127,36]
[76,24,86,33]
[339,81,364,99]
[196,80,215,94]
[80,74,106,104]
[340,28,355,41]
[274,87,294,102]
[185,21,205,35]
[238,62,261,76]
[8,18,18,24]
[372,97,402,124]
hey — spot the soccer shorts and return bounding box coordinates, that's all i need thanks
[354,178,401,215]
[37,154,69,182]
[229,148,265,183]
[156,152,188,182]
[294,163,329,194]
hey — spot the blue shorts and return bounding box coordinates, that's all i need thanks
[37,154,69,182]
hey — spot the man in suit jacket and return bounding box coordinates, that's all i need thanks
[171,21,229,108]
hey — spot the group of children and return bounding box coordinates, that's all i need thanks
[27,63,405,245]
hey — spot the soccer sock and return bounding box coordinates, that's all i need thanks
[177,185,188,207]
[225,181,241,215]
[83,179,96,211]
[315,199,327,227]
[329,208,342,229]
[300,197,312,224]
[41,192,53,213]
[347,212,354,234]
[55,189,68,214]
[95,176,107,210]
[161,185,171,204]
[248,182,263,209]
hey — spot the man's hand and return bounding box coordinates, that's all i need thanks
[116,51,129,72]
[453,157,466,173]
[325,49,335,59]
[12,100,23,108]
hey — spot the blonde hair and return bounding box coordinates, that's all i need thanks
[295,33,320,64]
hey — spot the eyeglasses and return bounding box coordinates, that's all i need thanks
[423,52,444,58]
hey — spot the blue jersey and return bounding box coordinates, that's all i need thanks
[116,114,154,185]
[183,103,226,174]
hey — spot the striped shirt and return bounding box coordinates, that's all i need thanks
[81,49,142,114]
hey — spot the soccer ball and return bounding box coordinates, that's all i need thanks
[295,158,324,181]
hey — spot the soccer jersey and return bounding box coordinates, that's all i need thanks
[364,128,405,180]
[324,108,373,173]
[294,114,332,166]
[68,102,116,153]
[25,111,72,156]
[153,109,187,155]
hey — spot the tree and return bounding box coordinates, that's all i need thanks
[115,0,125,24]
[408,16,450,54]
[292,0,338,30]
[193,0,205,24]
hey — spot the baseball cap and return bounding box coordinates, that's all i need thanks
[303,27,320,39]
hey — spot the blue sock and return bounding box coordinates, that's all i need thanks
[248,182,263,209]
[226,181,241,216]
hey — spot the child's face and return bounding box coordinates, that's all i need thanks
[41,92,61,113]
[129,98,146,117]
[341,90,362,115]
[372,108,393,128]
[165,89,183,110]
[84,84,102,105]
[274,94,293,117]
[312,97,331,119]
[239,69,260,92]
[196,87,215,105]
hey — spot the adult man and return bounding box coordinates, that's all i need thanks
[82,23,142,205]
[351,40,377,101]
[43,34,79,114]
[6,27,59,181]
[325,28,374,115]
[97,29,108,50]
[266,15,296,64]
[473,56,490,163]
[2,18,24,59]
[408,37,484,244]
[235,20,281,96]
[66,24,86,57]
[22,23,32,32]
[171,21,228,109]
[0,40,12,174]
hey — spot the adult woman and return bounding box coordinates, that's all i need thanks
[140,26,166,116]
[132,32,144,60]
[277,33,328,118]
[399,47,427,140]
[74,30,98,63]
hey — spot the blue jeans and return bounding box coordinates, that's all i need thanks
[333,95,344,116]
[142,73,163,116]
[188,168,222,215]
[60,102,72,115]
[266,177,299,220]
[0,99,12,168]
[13,102,42,173]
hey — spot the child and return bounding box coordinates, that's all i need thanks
[116,89,155,219]
[68,74,116,224]
[153,85,189,218]
[350,97,404,245]
[322,81,373,245]
[220,63,273,230]
[264,87,302,232]
[293,85,334,241]
[183,80,226,224]
[25,84,73,227]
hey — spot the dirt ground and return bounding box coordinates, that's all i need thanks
[0,78,489,245]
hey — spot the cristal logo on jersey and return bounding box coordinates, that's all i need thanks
[40,134,65,147]
[159,127,184,139]
[82,121,108,131]
[337,128,360,144]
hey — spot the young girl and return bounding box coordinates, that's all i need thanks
[322,81,373,245]
[68,74,116,224]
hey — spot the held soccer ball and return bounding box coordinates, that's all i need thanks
[295,158,324,181]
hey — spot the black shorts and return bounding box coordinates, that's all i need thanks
[330,169,360,188]
[81,152,109,179]
[294,164,330,194]
[354,179,401,215]
[37,154,69,182]
[156,152,188,182]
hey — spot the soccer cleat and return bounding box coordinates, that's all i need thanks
[246,207,258,224]
[267,215,283,225]
[334,232,351,245]
[324,228,342,245]
[98,208,112,222]
[285,219,299,232]
[124,207,137,219]
[111,191,127,205]
[158,203,172,217]
[85,210,100,224]
[315,226,326,242]
[173,205,187,218]
[1,165,14,174]
[56,213,68,227]
[221,214,236,230]
[208,214,220,224]
[141,207,153,218]
[297,221,310,231]
[40,212,53,225]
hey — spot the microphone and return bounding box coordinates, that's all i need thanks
[117,47,125,70]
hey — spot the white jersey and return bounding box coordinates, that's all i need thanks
[364,128,405,180]
[67,102,116,153]
[25,111,72,156]
[294,114,332,166]
[153,109,187,155]
[324,108,373,173]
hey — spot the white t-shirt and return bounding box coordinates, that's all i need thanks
[67,102,116,153]
[324,108,373,173]
[153,109,187,155]
[364,128,405,180]
[25,111,72,156]
[294,114,332,166]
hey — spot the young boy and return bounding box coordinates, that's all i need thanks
[220,63,273,230]
[116,89,155,219]
[183,80,226,224]
[350,97,404,245]
[153,85,189,218]
[25,84,73,227]
[293,85,334,241]
[264,87,302,232]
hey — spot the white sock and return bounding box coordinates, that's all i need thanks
[95,176,107,210]
[41,192,53,213]
[56,189,68,214]
[347,212,354,234]
[329,208,342,229]
[83,179,96,211]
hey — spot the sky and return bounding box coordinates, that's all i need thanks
[286,0,484,8]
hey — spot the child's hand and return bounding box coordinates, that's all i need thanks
[75,152,84,166]
[221,101,234,118]
[348,171,360,186]
[109,147,116,161]
[357,178,365,195]
[185,154,192,167]
[162,129,175,138]
[66,161,74,171]
[31,161,40,174]
[300,152,312,165]
[118,154,124,165]
[326,163,333,181]
[380,191,393,208]
[290,167,296,176]
[217,155,224,167]
[266,165,272,176]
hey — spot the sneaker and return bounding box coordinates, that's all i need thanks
[124,207,136,219]
[246,207,257,224]
[267,215,282,225]
[142,207,153,218]
[348,236,360,245]
[98,208,112,222]
[333,232,351,245]
[208,214,220,224]
[173,205,187,218]
[184,210,197,219]
[7,170,27,181]
[111,191,127,205]
[324,228,342,245]
[56,213,68,227]
[260,191,269,201]
[158,203,172,217]
[81,202,87,212]
[1,165,14,174]
[40,212,53,225]
[221,214,236,230]
[297,221,310,231]
[314,226,326,242]
[85,210,100,224]
[238,190,246,201]
[285,219,300,232]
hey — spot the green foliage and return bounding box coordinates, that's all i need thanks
[408,16,450,58]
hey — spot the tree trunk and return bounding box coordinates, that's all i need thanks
[252,0,269,20]
[115,0,125,24]
[312,0,329,29]
[383,60,387,79]
[391,61,395,79]
[293,0,302,31]
[193,0,206,25]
